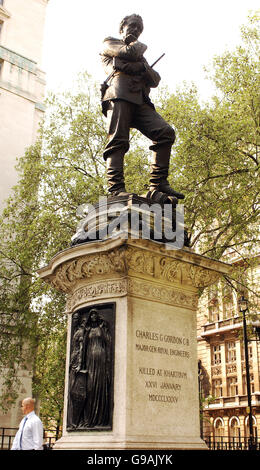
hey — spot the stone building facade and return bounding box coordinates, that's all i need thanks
[197,253,260,445]
[0,0,48,428]
[0,0,47,211]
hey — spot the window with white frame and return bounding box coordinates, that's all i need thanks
[241,341,253,360]
[211,344,221,365]
[242,373,255,395]
[222,284,234,319]
[227,376,238,396]
[245,416,257,438]
[229,416,240,438]
[212,378,223,397]
[214,417,225,440]
[226,341,236,363]
[208,285,219,322]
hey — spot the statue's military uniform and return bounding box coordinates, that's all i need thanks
[100,37,177,196]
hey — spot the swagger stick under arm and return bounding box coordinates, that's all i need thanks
[150,53,165,68]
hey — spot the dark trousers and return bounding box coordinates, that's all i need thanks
[104,99,175,161]
[104,99,176,192]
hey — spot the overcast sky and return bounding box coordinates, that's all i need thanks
[42,0,259,101]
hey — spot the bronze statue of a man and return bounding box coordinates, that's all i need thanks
[100,14,184,200]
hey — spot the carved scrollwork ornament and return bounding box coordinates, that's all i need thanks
[159,257,180,282]
[49,248,126,293]
[126,246,155,276]
[188,265,220,287]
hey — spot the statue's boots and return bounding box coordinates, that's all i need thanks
[106,154,130,197]
[148,149,185,200]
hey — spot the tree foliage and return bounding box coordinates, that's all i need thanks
[0,14,259,427]
[157,12,259,261]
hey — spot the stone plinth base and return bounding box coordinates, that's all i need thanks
[53,434,206,450]
[38,237,230,450]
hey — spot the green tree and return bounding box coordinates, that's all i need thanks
[157,12,259,262]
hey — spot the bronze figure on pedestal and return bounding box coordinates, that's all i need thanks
[100,14,184,202]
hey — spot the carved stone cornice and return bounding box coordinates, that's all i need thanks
[38,237,231,294]
[66,277,199,313]
[49,247,126,293]
[125,244,223,288]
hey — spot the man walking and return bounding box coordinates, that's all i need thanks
[100,13,184,200]
[11,397,43,450]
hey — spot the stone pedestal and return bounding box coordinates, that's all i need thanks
[38,237,230,450]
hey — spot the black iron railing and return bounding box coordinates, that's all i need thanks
[2,427,260,451]
[0,427,60,450]
[205,436,260,450]
[0,427,16,450]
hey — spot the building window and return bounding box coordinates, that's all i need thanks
[229,416,240,439]
[222,284,234,318]
[245,416,257,438]
[212,378,223,397]
[208,303,219,322]
[241,341,253,360]
[211,344,221,365]
[227,376,238,396]
[214,417,225,440]
[208,285,219,322]
[226,341,236,363]
[242,374,254,395]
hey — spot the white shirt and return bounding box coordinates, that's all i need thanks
[11,411,43,450]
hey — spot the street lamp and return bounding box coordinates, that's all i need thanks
[198,360,203,439]
[238,295,255,450]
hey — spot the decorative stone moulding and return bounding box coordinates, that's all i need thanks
[38,237,228,298]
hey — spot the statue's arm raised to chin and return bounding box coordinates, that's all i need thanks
[102,36,147,61]
[101,37,161,88]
